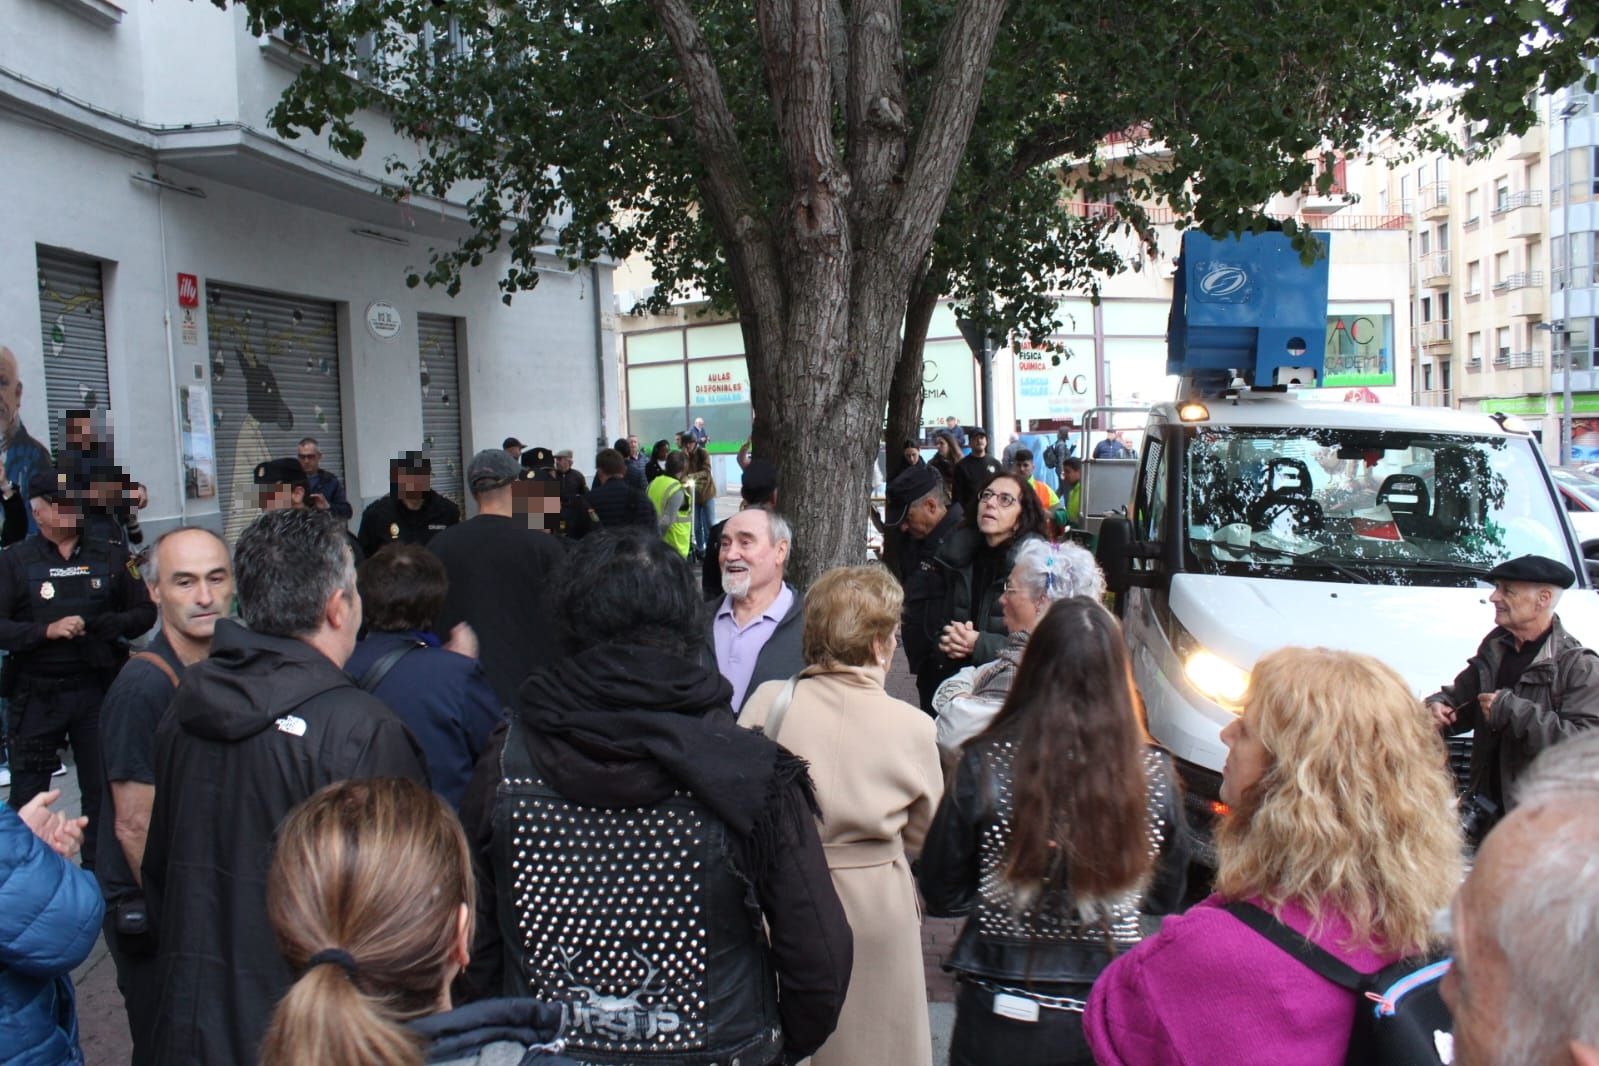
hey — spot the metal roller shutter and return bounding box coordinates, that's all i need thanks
[207,281,344,544]
[417,313,464,509]
[36,248,111,455]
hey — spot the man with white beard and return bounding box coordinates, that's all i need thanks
[704,508,804,714]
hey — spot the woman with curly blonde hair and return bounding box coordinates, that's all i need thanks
[1086,646,1463,1066]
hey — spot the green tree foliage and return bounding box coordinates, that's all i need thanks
[228,0,1594,577]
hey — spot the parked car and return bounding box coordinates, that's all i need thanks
[1552,466,1599,544]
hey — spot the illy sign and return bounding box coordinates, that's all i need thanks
[176,273,200,308]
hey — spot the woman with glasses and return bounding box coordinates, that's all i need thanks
[933,470,1048,673]
[1085,647,1462,1065]
[933,540,1105,760]
[918,598,1188,1066]
[741,564,944,1066]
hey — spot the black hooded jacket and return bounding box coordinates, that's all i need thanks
[460,644,852,1064]
[141,620,428,1066]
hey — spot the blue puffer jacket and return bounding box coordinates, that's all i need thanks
[0,806,104,1066]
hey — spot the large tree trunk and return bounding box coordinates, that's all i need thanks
[652,0,1009,587]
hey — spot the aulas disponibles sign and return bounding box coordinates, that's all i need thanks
[691,365,747,406]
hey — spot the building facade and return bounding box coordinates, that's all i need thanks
[1364,62,1599,464]
[2,0,619,538]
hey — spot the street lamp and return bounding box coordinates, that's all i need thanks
[1552,97,1589,466]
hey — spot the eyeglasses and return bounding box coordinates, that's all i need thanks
[978,489,1020,507]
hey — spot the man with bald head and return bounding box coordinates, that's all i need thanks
[1427,553,1599,840]
[1442,733,1599,1066]
[0,346,49,537]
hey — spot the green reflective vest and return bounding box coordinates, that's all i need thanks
[648,475,693,558]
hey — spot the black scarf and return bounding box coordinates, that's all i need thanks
[515,644,815,861]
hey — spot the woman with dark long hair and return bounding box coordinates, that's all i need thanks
[918,598,1188,1066]
[930,431,960,499]
[260,779,573,1066]
[933,469,1049,670]
[645,438,671,484]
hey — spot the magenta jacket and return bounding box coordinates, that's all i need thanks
[1085,895,1400,1065]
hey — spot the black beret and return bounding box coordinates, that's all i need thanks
[740,459,779,505]
[253,458,308,487]
[1487,554,1575,588]
[884,463,943,526]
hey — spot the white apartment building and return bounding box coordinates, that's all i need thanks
[1364,62,1599,465]
[1,0,619,539]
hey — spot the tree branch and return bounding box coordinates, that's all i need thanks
[846,0,909,234]
[648,0,786,332]
[892,0,1009,261]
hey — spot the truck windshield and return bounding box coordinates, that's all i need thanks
[1184,427,1571,585]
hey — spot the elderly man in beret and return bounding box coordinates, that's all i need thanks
[1427,554,1599,838]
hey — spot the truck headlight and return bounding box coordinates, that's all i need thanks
[1183,649,1250,708]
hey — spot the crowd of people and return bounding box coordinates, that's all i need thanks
[1,413,1597,1066]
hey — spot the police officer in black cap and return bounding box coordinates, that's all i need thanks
[884,462,964,713]
[356,450,461,559]
[1427,553,1599,838]
[255,457,365,562]
[0,467,156,868]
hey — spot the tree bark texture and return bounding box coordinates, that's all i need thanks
[650,0,1009,586]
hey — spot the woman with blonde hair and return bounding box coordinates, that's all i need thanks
[1086,646,1464,1065]
[742,564,944,1066]
[260,779,573,1066]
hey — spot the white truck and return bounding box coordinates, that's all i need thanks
[1091,232,1599,854]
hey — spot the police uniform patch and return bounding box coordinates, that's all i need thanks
[389,522,400,539]
[126,558,142,582]
[90,577,103,590]
[39,581,54,601]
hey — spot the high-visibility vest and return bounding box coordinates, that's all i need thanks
[648,475,693,557]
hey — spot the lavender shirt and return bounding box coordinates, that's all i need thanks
[713,583,796,710]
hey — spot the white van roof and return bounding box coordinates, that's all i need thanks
[1149,392,1526,438]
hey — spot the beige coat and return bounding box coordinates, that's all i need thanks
[743,664,943,1066]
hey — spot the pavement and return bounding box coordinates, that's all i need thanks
[5,641,959,1065]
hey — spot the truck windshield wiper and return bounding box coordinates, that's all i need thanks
[1206,541,1373,583]
[1374,559,1494,580]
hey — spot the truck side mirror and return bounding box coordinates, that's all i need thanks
[1097,517,1136,594]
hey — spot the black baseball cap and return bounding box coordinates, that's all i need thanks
[253,458,308,487]
[27,468,76,502]
[502,436,525,450]
[395,451,431,474]
[884,463,943,525]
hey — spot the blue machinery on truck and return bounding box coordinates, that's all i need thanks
[1167,230,1333,399]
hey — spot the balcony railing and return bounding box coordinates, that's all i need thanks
[1417,320,1453,345]
[1419,254,1452,285]
[1417,389,1455,407]
[1466,356,1483,372]
[1418,183,1451,215]
[1493,350,1543,369]
[1497,190,1544,212]
[1492,271,1544,292]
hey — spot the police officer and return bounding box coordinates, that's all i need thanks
[0,468,156,869]
[255,457,365,563]
[884,462,965,713]
[356,451,461,559]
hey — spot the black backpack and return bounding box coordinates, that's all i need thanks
[1224,902,1455,1066]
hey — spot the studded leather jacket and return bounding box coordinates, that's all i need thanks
[486,718,791,1065]
[917,738,1189,987]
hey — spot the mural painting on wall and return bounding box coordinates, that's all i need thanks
[418,331,462,502]
[207,294,337,530]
